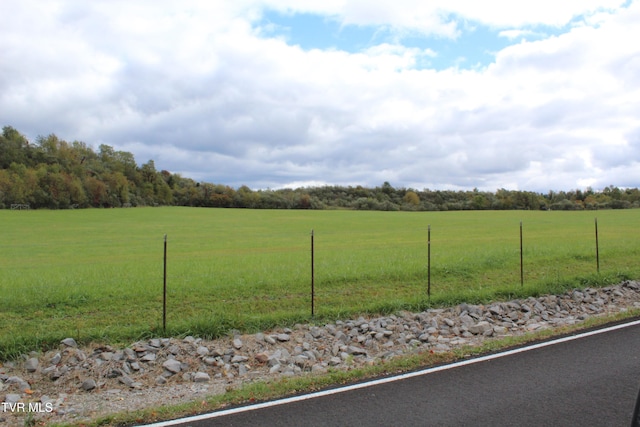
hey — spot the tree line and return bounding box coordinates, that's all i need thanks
[1,126,639,211]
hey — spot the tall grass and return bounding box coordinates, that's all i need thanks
[0,208,638,360]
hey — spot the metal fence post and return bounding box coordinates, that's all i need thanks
[311,229,315,318]
[595,218,600,274]
[428,224,431,300]
[520,221,524,287]
[163,234,167,333]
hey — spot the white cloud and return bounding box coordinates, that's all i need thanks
[1,1,639,193]
[260,0,628,36]
[440,0,627,28]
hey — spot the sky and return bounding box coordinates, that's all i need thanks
[1,0,639,193]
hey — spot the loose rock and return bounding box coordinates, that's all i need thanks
[162,359,182,374]
[61,338,77,348]
[2,281,640,427]
[81,379,96,391]
[24,358,39,373]
[193,372,210,383]
[468,321,493,335]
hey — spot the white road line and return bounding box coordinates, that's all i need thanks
[145,319,640,426]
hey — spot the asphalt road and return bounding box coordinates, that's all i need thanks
[149,320,640,427]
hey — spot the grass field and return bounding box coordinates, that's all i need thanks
[1,207,639,360]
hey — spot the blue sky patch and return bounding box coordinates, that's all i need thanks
[257,10,562,70]
[260,11,382,52]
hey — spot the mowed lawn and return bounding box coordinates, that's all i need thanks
[1,207,639,359]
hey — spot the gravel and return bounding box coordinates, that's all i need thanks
[2,281,640,426]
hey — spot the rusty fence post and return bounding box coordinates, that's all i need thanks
[311,229,315,318]
[163,234,167,333]
[428,225,431,300]
[595,218,600,274]
[520,221,524,287]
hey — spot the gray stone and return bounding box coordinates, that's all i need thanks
[25,357,39,372]
[40,395,55,406]
[233,338,243,349]
[418,333,430,342]
[100,352,114,361]
[4,394,21,404]
[468,321,493,335]
[328,356,341,366]
[124,348,137,360]
[6,376,30,392]
[293,355,309,368]
[282,366,296,376]
[273,348,291,363]
[572,291,584,302]
[48,369,62,380]
[106,369,122,379]
[488,305,503,316]
[119,375,135,387]
[527,323,544,331]
[81,379,96,391]
[277,334,291,342]
[434,343,451,352]
[265,355,278,367]
[238,364,248,376]
[203,357,218,366]
[309,327,324,338]
[311,364,328,374]
[50,352,62,365]
[231,355,249,363]
[141,353,156,362]
[162,359,182,374]
[193,372,210,382]
[346,346,367,355]
[493,326,508,335]
[61,337,77,348]
[460,314,475,326]
[269,364,281,374]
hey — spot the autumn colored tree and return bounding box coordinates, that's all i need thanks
[403,190,420,206]
[1,125,639,211]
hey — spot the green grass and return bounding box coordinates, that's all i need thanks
[1,207,639,360]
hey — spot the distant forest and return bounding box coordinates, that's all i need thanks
[1,125,639,211]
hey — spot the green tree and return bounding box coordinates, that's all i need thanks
[0,126,30,168]
[104,171,130,206]
[140,160,157,183]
